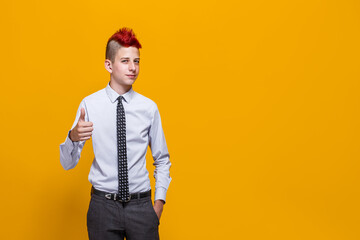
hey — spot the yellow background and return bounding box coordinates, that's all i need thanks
[1,0,359,239]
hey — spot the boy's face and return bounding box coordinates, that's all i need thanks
[107,46,140,88]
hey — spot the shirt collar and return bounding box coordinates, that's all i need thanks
[105,82,134,104]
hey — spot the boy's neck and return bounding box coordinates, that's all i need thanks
[109,81,132,95]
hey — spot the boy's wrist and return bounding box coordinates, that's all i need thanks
[154,199,165,205]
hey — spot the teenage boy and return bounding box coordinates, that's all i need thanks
[59,28,171,240]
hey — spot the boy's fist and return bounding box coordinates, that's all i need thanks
[69,108,93,142]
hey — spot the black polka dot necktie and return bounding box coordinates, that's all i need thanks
[117,96,130,201]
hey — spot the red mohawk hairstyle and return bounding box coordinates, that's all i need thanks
[106,27,142,63]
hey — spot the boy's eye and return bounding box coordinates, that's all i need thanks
[121,60,128,63]
[135,60,140,63]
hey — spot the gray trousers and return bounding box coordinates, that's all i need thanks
[87,192,160,240]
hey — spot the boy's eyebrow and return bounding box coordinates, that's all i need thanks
[120,57,140,60]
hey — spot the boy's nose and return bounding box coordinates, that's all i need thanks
[129,62,135,71]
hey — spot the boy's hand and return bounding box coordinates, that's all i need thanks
[69,108,93,142]
[153,200,165,220]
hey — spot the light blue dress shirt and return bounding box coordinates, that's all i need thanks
[60,83,171,202]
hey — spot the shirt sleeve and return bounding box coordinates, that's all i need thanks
[59,99,88,170]
[149,104,172,203]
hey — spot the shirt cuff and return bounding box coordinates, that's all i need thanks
[154,187,167,203]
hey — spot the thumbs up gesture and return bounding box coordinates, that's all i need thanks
[69,108,94,142]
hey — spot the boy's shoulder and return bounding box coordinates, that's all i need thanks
[83,88,107,102]
[131,90,160,116]
[132,90,157,107]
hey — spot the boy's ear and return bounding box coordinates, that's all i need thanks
[104,59,112,73]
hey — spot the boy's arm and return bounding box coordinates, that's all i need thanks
[59,100,91,170]
[149,104,172,203]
